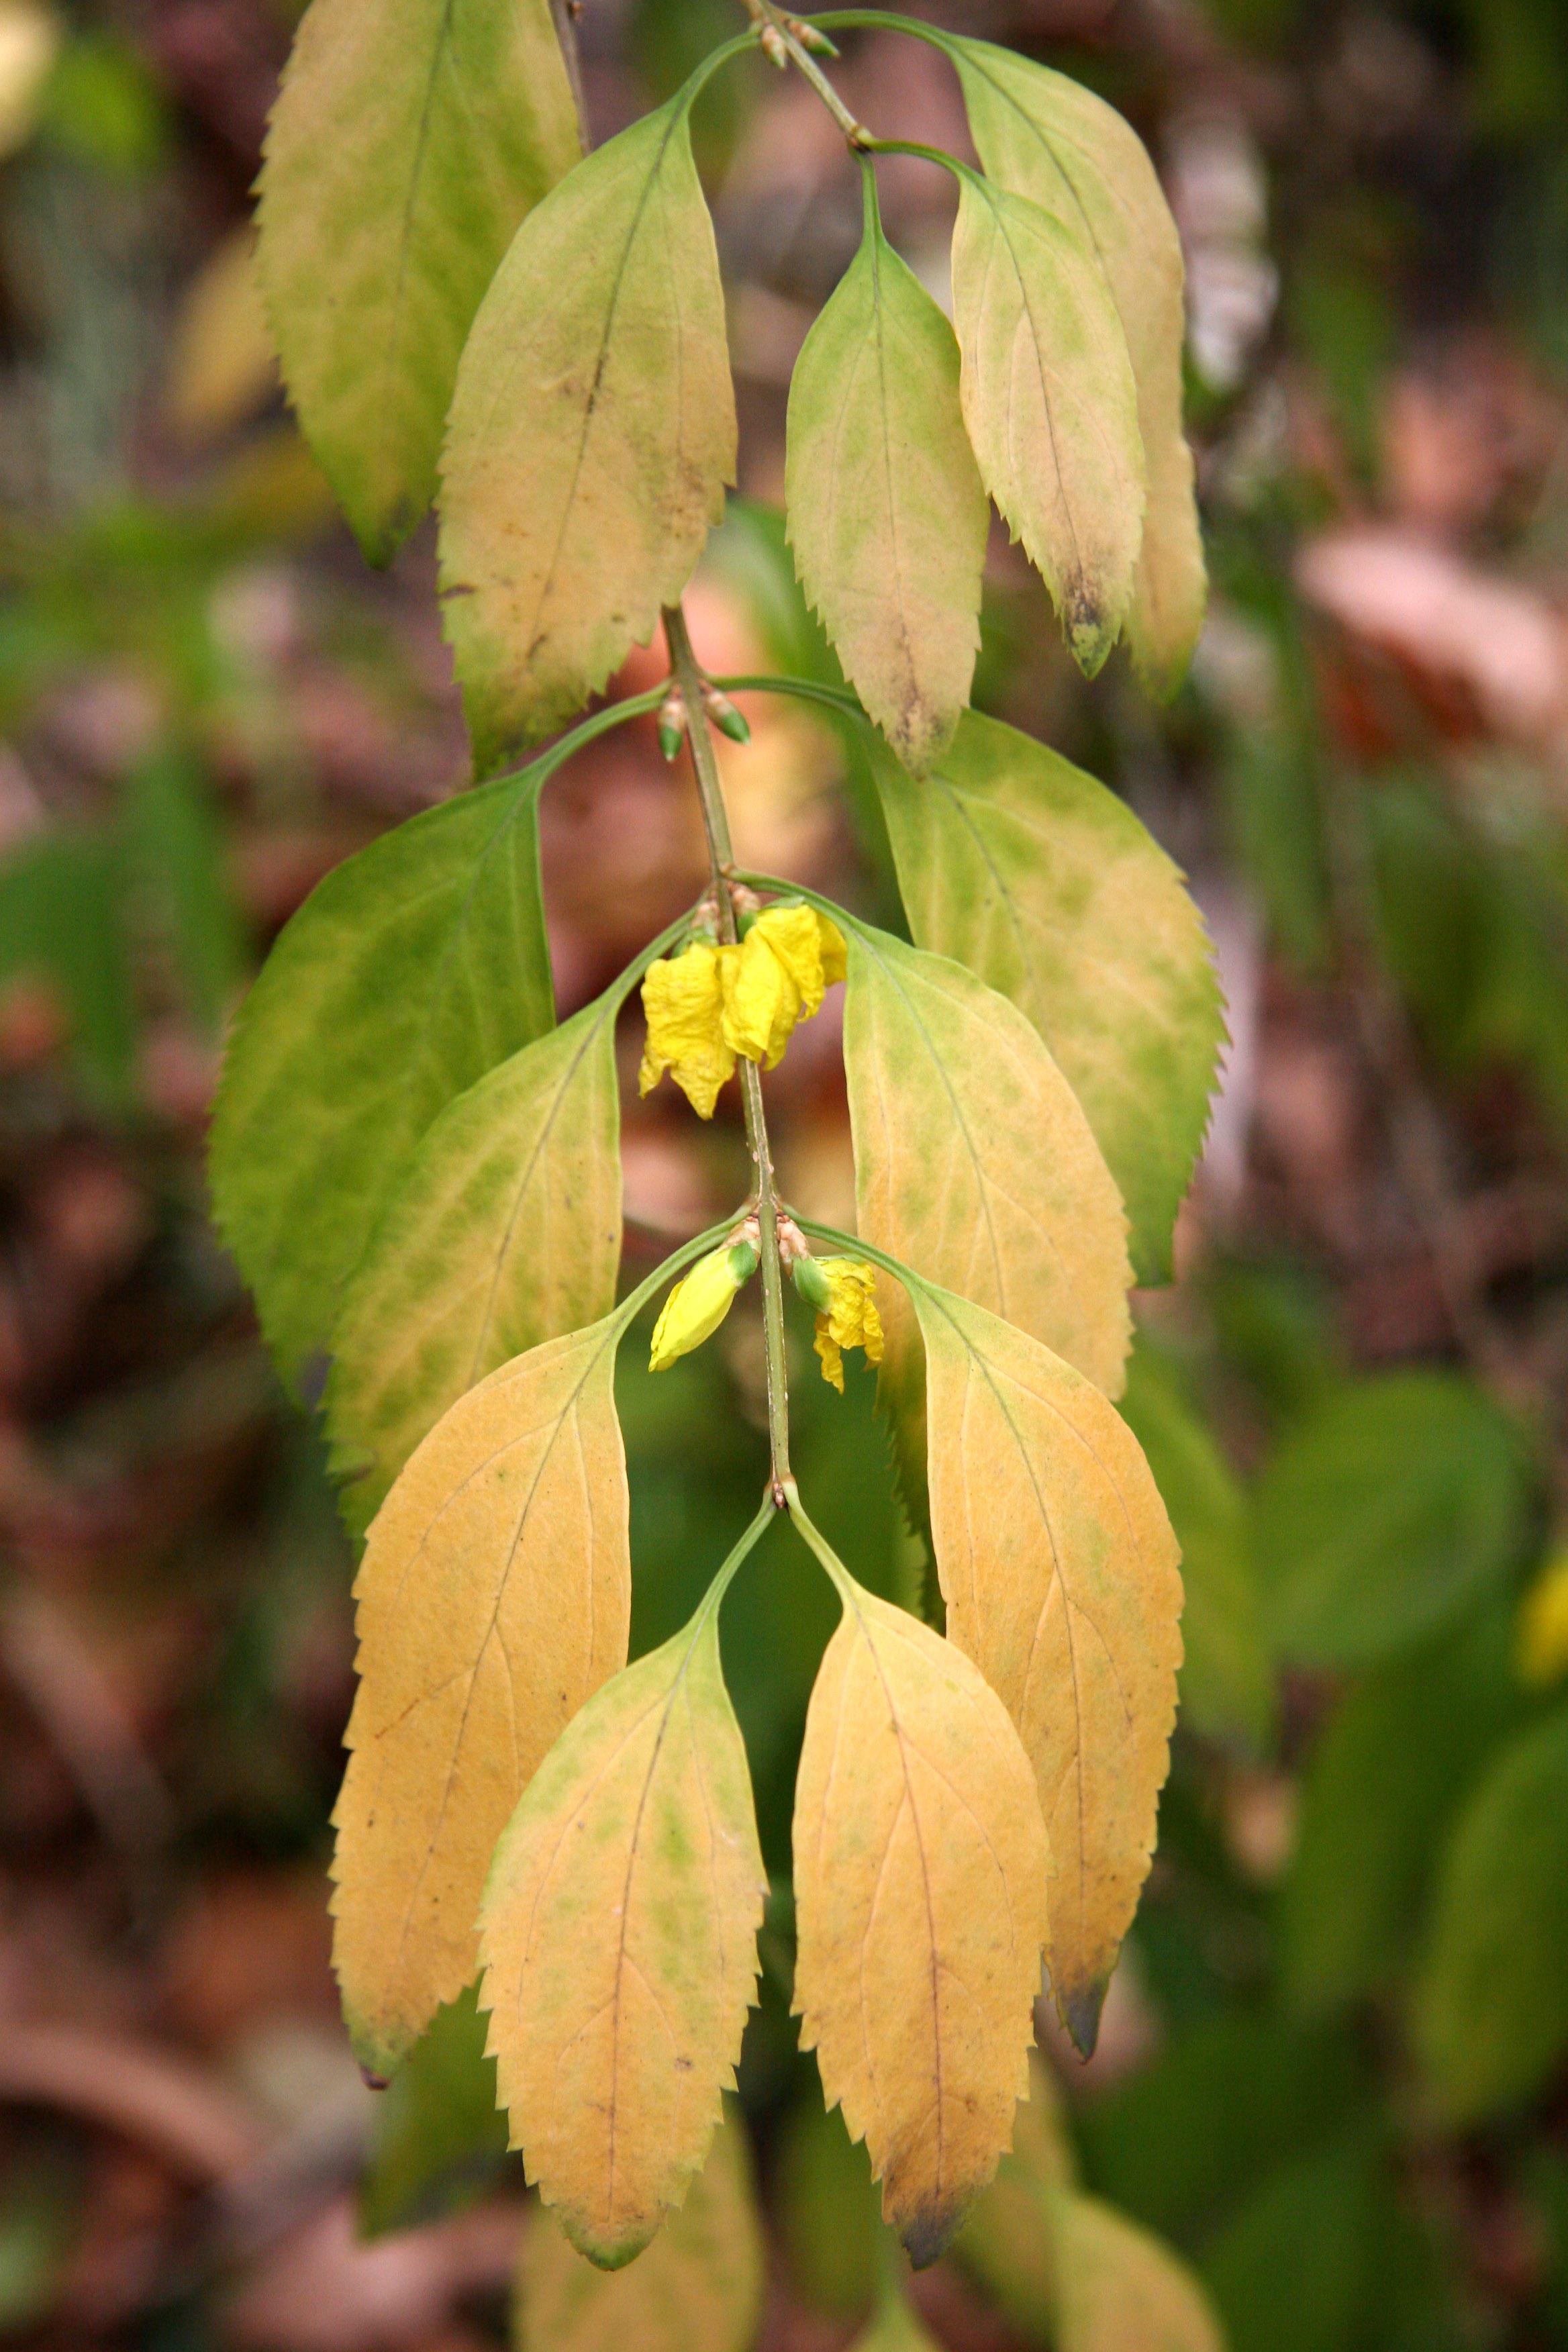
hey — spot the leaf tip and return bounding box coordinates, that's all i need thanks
[1058,1975,1110,2060]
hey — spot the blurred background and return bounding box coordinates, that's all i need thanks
[0,0,1565,2345]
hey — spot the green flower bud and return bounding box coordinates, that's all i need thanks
[791,1253,834,1314]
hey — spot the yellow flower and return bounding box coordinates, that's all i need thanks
[639,906,848,1114]
[721,905,848,1069]
[1517,1549,1568,1688]
[801,1255,883,1392]
[638,940,738,1118]
[649,1240,759,1371]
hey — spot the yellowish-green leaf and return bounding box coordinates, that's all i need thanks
[948,38,1205,691]
[846,2286,944,2352]
[479,1510,769,2268]
[209,772,556,1400]
[332,1314,632,2081]
[789,1501,1049,2269]
[843,923,1132,1399]
[257,0,579,563]
[911,1281,1183,2055]
[326,993,622,1536]
[440,98,736,769]
[516,2112,765,2351]
[950,171,1144,677]
[785,168,987,771]
[867,709,1224,1285]
[960,2056,1223,2351]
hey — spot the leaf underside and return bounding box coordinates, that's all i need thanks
[785,187,987,771]
[257,0,580,563]
[479,1587,765,2267]
[950,37,1205,691]
[208,775,554,1400]
[914,1281,1183,2053]
[793,1567,1049,2266]
[332,1316,631,2080]
[518,2110,766,2351]
[440,97,736,770]
[869,709,1225,1287]
[326,994,623,1535]
[949,172,1144,677]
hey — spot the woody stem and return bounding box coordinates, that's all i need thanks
[663,601,793,1500]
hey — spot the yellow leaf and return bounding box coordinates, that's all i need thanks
[440,98,736,766]
[479,1507,771,2267]
[844,923,1132,1400]
[164,228,278,444]
[1050,2198,1225,2352]
[912,1281,1183,2053]
[331,1314,632,2079]
[789,1497,1050,2267]
[516,2111,765,2351]
[327,994,623,1536]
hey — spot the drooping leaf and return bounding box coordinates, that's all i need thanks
[910,1279,1183,2053]
[209,774,554,1399]
[867,711,1224,1285]
[326,992,623,1535]
[774,2092,881,2318]
[358,1985,511,2240]
[845,2284,944,2352]
[256,0,580,563]
[785,169,987,770]
[1119,1346,1270,1748]
[953,2053,1077,2328]
[948,170,1144,677]
[332,1314,632,2080]
[843,922,1132,1400]
[1414,1701,1568,2122]
[946,38,1204,691]
[440,97,736,768]
[1254,1372,1536,1667]
[516,2112,765,2350]
[479,1511,769,2267]
[789,1503,1050,2268]
[1051,2200,1226,2352]
[1281,1609,1522,2017]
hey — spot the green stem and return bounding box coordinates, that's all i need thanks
[663,603,794,1502]
[748,0,868,143]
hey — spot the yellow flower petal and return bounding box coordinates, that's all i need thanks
[811,1257,884,1387]
[639,942,737,1119]
[721,925,800,1069]
[1518,1549,1568,1688]
[649,1242,758,1371]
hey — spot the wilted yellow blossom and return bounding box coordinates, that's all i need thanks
[640,905,848,1115]
[1517,1549,1568,1688]
[722,905,848,1069]
[807,1256,883,1392]
[649,1240,759,1371]
[638,940,737,1118]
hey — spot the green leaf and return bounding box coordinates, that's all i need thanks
[1199,2128,1387,2352]
[333,1310,634,2079]
[1414,1701,1568,2121]
[516,2112,765,2350]
[785,168,987,770]
[358,1984,510,2239]
[440,96,736,769]
[843,921,1133,1400]
[910,1279,1182,2053]
[1254,1372,1536,1667]
[1119,1346,1271,1749]
[1281,1610,1522,2016]
[256,0,581,563]
[949,169,1144,677]
[868,709,1224,1284]
[774,2094,880,2317]
[325,989,623,1536]
[845,2284,944,2352]
[208,771,554,1400]
[479,1513,768,2267]
[946,38,1204,691]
